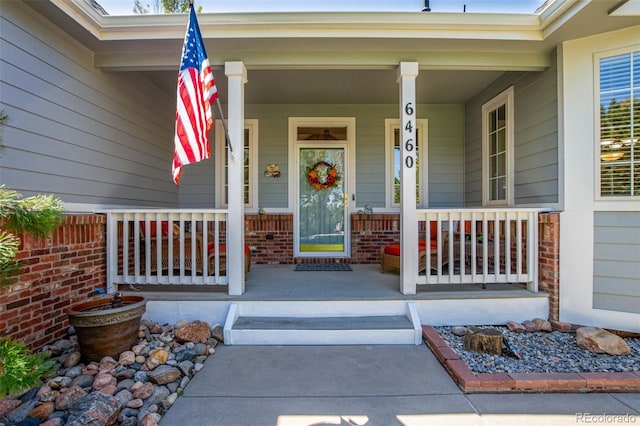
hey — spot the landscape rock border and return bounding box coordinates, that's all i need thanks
[0,319,224,426]
[422,325,640,393]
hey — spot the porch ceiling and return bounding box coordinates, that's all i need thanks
[142,68,507,104]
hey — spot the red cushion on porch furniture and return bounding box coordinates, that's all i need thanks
[384,244,401,256]
[418,239,438,250]
[207,242,251,255]
[429,221,438,237]
[387,241,433,256]
[140,221,170,237]
[456,221,472,233]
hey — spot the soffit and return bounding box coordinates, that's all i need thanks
[20,0,639,104]
[539,0,640,46]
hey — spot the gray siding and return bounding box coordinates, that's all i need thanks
[3,1,465,210]
[424,104,465,208]
[593,212,640,314]
[464,52,558,206]
[179,103,465,209]
[0,2,177,209]
[176,161,217,208]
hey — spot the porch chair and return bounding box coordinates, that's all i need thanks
[453,220,502,289]
[140,221,251,275]
[380,221,448,273]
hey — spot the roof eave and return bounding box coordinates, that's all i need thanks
[52,0,546,42]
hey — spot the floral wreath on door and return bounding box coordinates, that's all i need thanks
[307,161,340,190]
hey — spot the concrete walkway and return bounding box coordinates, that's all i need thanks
[160,344,640,426]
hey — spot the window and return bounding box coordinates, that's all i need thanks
[215,119,258,208]
[597,48,639,197]
[297,127,348,140]
[482,87,514,206]
[385,119,428,208]
[288,117,356,214]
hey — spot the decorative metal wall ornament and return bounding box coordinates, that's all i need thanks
[264,164,281,178]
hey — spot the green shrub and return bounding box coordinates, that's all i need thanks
[0,185,64,287]
[0,337,55,397]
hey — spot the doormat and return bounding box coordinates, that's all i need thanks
[294,263,352,271]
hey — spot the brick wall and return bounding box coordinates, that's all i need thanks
[538,212,560,320]
[244,213,401,265]
[350,214,399,263]
[0,214,106,350]
[245,214,294,264]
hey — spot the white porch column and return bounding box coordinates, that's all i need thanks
[225,61,247,295]
[397,62,419,295]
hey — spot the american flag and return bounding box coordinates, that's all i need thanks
[172,6,218,185]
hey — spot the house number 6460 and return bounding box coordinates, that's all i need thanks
[404,102,415,169]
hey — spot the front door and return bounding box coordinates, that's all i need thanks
[296,146,348,257]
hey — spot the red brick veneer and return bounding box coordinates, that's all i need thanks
[350,214,399,263]
[0,215,106,350]
[245,213,401,265]
[538,213,560,320]
[244,214,294,264]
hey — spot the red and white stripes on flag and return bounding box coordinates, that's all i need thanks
[172,6,218,185]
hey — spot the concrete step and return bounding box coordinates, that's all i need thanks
[224,301,422,345]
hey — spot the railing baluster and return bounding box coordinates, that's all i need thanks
[460,212,468,284]
[106,213,118,293]
[505,212,511,280]
[529,211,538,292]
[122,214,130,285]
[471,212,478,279]
[202,214,208,279]
[516,215,523,278]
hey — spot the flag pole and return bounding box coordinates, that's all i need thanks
[215,97,235,157]
[189,0,235,158]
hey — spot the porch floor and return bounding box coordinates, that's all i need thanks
[124,264,544,302]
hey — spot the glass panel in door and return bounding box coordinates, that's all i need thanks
[298,148,346,255]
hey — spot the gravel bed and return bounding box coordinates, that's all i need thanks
[435,326,640,374]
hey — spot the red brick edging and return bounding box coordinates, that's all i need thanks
[422,326,640,393]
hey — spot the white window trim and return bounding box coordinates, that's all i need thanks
[215,119,259,209]
[594,45,640,202]
[385,118,428,209]
[482,86,515,206]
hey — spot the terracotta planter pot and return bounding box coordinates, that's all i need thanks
[67,295,146,362]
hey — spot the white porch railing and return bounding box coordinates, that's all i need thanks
[106,210,228,291]
[416,208,539,291]
[105,208,538,292]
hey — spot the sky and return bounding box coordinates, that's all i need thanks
[96,0,547,15]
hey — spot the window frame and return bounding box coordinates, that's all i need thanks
[385,118,428,209]
[215,119,259,209]
[594,46,639,200]
[482,86,514,206]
